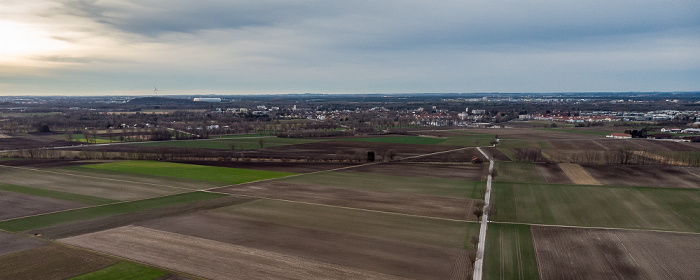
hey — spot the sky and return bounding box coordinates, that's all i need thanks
[1,0,699,96]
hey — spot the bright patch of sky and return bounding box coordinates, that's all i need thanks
[1,0,699,95]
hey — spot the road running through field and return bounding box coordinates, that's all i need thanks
[473,147,494,280]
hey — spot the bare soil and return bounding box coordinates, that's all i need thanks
[536,163,573,184]
[583,164,700,189]
[213,182,479,220]
[402,147,492,162]
[0,231,46,256]
[0,190,86,221]
[339,162,486,181]
[532,226,700,280]
[0,244,117,280]
[558,163,602,185]
[138,212,466,279]
[61,225,411,280]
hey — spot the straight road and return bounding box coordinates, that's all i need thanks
[473,147,494,280]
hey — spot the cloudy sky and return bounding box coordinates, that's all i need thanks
[1,0,699,95]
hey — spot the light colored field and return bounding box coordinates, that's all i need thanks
[0,183,118,205]
[483,224,540,280]
[61,226,407,280]
[558,163,601,185]
[0,190,85,221]
[491,183,700,232]
[0,166,192,200]
[82,161,295,185]
[279,171,484,198]
[532,226,700,280]
[214,199,478,248]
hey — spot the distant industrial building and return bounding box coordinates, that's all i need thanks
[193,98,221,102]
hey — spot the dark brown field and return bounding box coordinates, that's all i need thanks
[532,226,700,280]
[213,182,478,220]
[0,244,117,280]
[583,164,700,189]
[0,190,85,221]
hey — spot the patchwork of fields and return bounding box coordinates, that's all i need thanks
[2,128,700,279]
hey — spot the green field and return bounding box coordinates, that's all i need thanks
[82,161,296,185]
[280,171,484,198]
[493,162,546,183]
[216,199,479,249]
[0,192,227,232]
[490,182,700,232]
[484,223,540,280]
[134,137,319,150]
[338,136,447,145]
[69,262,167,280]
[0,183,119,205]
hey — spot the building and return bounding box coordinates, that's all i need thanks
[606,133,632,139]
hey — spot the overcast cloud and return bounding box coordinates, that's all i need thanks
[1,0,698,95]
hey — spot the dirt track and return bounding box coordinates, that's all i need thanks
[138,212,465,279]
[213,182,478,220]
[61,225,412,280]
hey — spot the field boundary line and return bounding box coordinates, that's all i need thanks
[202,191,479,224]
[0,165,198,192]
[614,232,643,272]
[489,220,700,236]
[530,226,544,280]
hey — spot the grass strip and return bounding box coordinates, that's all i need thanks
[483,223,540,280]
[0,183,119,205]
[69,262,167,280]
[0,192,227,232]
[81,161,296,184]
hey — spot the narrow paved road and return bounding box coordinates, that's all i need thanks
[473,147,494,280]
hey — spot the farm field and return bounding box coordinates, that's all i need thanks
[0,191,227,232]
[535,163,573,184]
[583,164,700,189]
[338,135,448,145]
[215,181,479,220]
[0,190,86,221]
[0,245,118,280]
[69,262,167,280]
[557,163,601,185]
[0,183,118,205]
[0,165,196,200]
[278,170,483,198]
[60,226,408,280]
[167,160,357,173]
[483,223,540,280]
[135,211,469,279]
[134,137,320,150]
[532,226,700,279]
[340,162,486,181]
[82,161,296,185]
[212,199,479,248]
[0,231,46,256]
[490,182,700,232]
[493,162,546,183]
